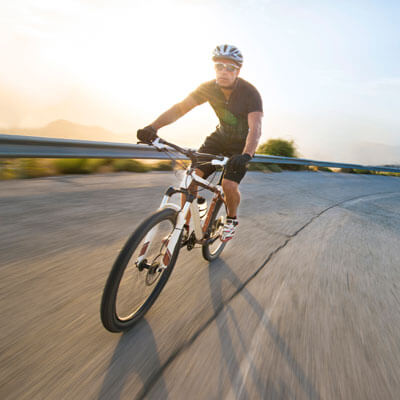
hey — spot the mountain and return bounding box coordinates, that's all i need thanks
[347,141,400,166]
[0,120,133,143]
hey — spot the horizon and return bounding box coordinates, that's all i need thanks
[2,118,400,166]
[1,1,400,164]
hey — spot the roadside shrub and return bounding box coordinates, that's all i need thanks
[85,158,111,173]
[281,164,307,171]
[16,159,53,178]
[316,166,333,172]
[112,159,151,172]
[257,139,297,158]
[153,161,174,171]
[353,169,372,175]
[267,163,283,172]
[257,138,301,170]
[340,168,355,174]
[54,158,92,174]
[248,163,271,172]
[0,160,18,179]
[0,159,54,179]
[378,172,400,177]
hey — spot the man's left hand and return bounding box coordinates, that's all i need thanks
[228,153,252,172]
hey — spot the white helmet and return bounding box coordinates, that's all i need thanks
[212,44,243,67]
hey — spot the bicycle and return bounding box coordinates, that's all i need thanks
[101,137,229,332]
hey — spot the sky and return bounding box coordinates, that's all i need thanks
[1,0,400,163]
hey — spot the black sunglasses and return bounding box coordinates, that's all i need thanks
[214,62,239,72]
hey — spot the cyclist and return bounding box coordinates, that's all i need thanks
[137,44,263,241]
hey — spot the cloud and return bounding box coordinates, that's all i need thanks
[366,77,400,91]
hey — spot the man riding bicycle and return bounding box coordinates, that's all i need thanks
[137,44,263,242]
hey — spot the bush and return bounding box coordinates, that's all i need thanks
[16,159,54,178]
[353,169,372,175]
[0,160,18,179]
[153,161,174,171]
[257,139,297,158]
[340,168,355,174]
[281,164,308,171]
[267,163,283,172]
[0,159,54,179]
[316,166,333,172]
[54,158,92,174]
[248,163,283,172]
[257,138,301,170]
[85,158,111,173]
[112,159,151,172]
[248,163,271,172]
[377,172,400,177]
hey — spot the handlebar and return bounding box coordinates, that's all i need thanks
[147,137,227,163]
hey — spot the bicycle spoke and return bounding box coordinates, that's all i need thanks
[115,219,175,321]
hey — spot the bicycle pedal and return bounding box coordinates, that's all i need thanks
[186,231,196,251]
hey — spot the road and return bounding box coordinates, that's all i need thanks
[1,170,400,399]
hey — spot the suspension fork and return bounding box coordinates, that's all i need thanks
[137,186,194,270]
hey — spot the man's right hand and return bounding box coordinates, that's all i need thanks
[137,126,158,144]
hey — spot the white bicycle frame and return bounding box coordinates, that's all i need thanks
[137,139,228,271]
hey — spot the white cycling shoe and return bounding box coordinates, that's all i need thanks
[221,218,238,242]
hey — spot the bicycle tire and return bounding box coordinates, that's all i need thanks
[101,207,181,332]
[202,199,227,261]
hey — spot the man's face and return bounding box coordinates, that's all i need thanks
[214,58,240,88]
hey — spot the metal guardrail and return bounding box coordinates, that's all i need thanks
[1,134,400,174]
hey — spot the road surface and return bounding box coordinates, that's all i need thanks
[1,170,400,399]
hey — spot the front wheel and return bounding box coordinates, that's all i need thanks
[202,199,227,261]
[101,207,180,332]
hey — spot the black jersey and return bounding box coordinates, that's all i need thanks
[189,77,263,143]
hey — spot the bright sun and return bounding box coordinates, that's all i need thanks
[47,2,216,111]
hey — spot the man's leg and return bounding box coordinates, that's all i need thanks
[222,178,240,218]
[220,178,241,242]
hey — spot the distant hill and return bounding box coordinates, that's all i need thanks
[349,141,400,166]
[0,119,133,143]
[304,139,400,166]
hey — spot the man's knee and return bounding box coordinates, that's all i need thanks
[222,179,239,194]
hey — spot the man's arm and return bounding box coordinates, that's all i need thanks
[149,96,199,130]
[243,111,263,156]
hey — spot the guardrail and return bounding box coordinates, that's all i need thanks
[1,134,400,174]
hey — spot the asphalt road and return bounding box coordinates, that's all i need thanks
[1,170,400,400]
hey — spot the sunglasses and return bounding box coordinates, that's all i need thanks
[214,62,239,72]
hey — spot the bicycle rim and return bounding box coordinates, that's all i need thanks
[101,208,179,331]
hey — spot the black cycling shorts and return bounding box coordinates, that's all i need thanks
[197,132,248,184]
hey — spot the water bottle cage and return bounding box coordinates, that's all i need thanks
[197,196,207,220]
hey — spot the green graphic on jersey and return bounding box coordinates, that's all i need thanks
[216,108,238,126]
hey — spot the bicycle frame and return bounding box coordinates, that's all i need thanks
[138,158,227,272]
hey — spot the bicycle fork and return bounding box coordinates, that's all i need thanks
[137,200,191,272]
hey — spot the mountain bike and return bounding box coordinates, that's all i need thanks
[101,138,229,332]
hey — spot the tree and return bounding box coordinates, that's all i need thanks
[257,139,297,158]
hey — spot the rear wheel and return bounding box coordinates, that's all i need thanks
[202,199,227,261]
[101,208,180,332]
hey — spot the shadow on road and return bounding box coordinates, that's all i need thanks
[209,259,321,400]
[97,320,168,400]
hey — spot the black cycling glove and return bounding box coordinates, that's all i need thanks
[137,126,158,144]
[228,153,252,172]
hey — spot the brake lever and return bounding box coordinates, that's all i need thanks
[137,139,164,152]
